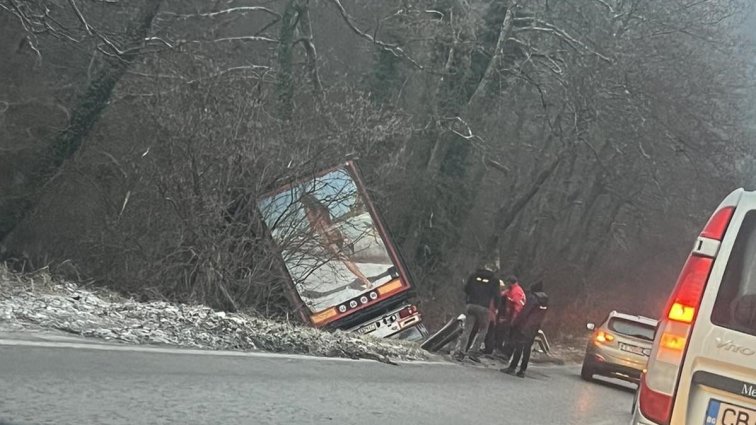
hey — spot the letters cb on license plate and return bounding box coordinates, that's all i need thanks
[704,399,756,425]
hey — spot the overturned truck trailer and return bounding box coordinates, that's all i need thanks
[257,160,427,341]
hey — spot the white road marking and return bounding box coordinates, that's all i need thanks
[0,337,452,366]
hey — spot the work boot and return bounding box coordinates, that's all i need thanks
[516,370,526,378]
[452,352,465,361]
[501,367,516,375]
[467,352,481,363]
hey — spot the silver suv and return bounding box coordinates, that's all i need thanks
[632,188,756,425]
[582,311,657,383]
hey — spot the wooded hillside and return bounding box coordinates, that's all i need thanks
[2,0,754,333]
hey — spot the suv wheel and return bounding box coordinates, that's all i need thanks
[580,361,594,381]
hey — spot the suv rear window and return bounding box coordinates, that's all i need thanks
[711,210,756,337]
[608,318,656,341]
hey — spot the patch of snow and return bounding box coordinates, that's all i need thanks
[0,265,428,363]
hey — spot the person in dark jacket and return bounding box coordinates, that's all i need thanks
[453,268,499,362]
[502,282,548,377]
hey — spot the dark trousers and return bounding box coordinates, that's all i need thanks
[484,322,511,354]
[482,321,496,354]
[501,338,515,359]
[508,335,535,372]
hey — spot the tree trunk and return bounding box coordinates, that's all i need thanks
[295,1,323,100]
[485,152,562,257]
[276,0,303,121]
[467,7,513,107]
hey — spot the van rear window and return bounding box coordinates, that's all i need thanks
[711,210,756,337]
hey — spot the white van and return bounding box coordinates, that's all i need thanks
[632,188,756,425]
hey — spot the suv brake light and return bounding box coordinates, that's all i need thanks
[595,331,615,343]
[638,205,735,424]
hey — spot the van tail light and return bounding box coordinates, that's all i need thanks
[665,256,713,325]
[700,206,735,240]
[638,205,735,424]
[639,372,673,424]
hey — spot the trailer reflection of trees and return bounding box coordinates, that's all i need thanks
[299,192,372,290]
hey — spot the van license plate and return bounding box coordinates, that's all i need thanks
[704,399,756,425]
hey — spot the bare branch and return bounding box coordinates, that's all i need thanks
[637,140,651,159]
[144,36,173,48]
[161,7,281,19]
[215,35,278,43]
[484,157,510,173]
[177,36,278,45]
[513,17,613,63]
[444,116,475,140]
[424,9,444,19]
[593,0,614,13]
[324,0,423,70]
[67,0,93,35]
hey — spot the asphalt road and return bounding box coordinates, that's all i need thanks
[0,339,636,425]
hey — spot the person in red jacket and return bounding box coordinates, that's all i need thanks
[501,276,526,322]
[495,276,526,360]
